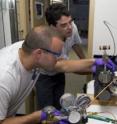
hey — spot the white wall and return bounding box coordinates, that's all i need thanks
[93,0,117,56]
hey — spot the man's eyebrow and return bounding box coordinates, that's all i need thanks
[60,20,72,24]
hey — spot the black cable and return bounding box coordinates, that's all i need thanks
[103,20,116,56]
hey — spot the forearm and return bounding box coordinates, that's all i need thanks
[55,59,95,73]
[1,111,41,124]
[72,44,85,59]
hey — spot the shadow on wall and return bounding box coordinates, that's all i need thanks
[65,73,87,94]
[65,46,88,94]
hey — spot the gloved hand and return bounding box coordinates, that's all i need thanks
[91,65,96,73]
[40,109,69,124]
[92,58,105,73]
[52,110,69,124]
[40,111,47,121]
[106,59,116,71]
[94,58,105,65]
[92,58,116,73]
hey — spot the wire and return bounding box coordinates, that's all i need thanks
[97,111,116,121]
[88,114,116,123]
[88,111,117,123]
[104,21,117,30]
[103,20,116,56]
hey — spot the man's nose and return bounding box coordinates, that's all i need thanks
[67,23,72,29]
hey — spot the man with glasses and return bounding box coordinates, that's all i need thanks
[35,3,115,110]
[0,26,64,124]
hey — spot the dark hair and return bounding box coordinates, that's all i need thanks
[22,26,63,54]
[45,3,70,26]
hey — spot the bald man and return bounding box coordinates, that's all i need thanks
[0,26,63,124]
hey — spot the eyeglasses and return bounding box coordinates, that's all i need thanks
[24,41,62,58]
[41,48,62,58]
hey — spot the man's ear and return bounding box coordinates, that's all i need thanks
[32,49,42,59]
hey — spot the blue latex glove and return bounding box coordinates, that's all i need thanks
[92,58,116,73]
[92,65,96,73]
[53,110,69,124]
[40,109,69,124]
[94,58,105,65]
[59,120,70,124]
[53,110,62,116]
[92,58,105,73]
[106,59,116,71]
[40,111,47,121]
